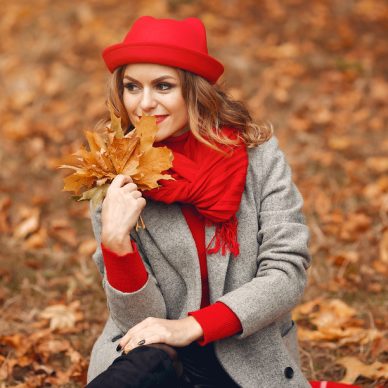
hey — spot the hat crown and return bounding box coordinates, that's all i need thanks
[124,16,208,54]
[102,16,224,83]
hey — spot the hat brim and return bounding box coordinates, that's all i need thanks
[102,43,224,84]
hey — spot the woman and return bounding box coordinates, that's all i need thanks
[86,16,311,387]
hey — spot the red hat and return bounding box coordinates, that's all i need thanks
[102,16,224,84]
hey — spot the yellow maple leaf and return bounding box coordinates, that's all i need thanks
[58,107,174,208]
[132,116,174,190]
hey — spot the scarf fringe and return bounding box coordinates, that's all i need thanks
[206,215,240,257]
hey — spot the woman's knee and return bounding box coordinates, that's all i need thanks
[144,343,183,378]
[86,344,182,388]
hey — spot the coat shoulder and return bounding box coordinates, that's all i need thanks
[245,135,281,188]
[246,135,279,164]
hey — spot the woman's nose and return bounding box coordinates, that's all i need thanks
[139,89,157,112]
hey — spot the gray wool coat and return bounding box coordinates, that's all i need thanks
[86,136,312,387]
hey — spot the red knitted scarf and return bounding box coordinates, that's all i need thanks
[142,128,248,257]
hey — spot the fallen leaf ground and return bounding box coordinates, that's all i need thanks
[1,1,387,387]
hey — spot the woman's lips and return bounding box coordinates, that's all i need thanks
[154,115,168,124]
[137,115,168,124]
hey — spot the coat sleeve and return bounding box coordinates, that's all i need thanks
[89,202,167,333]
[217,136,311,338]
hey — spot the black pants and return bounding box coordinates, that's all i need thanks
[86,342,240,388]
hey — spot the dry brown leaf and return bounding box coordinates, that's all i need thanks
[336,356,388,384]
[313,107,333,125]
[306,299,356,328]
[292,297,324,319]
[39,301,83,331]
[48,219,78,247]
[340,213,372,241]
[289,115,311,132]
[294,299,383,345]
[13,207,40,240]
[309,299,357,333]
[329,251,360,267]
[78,238,97,256]
[24,227,48,249]
[328,136,352,151]
[59,106,174,207]
[36,338,71,356]
[372,259,388,276]
[0,333,24,349]
[366,157,388,173]
[364,176,388,199]
[298,326,382,345]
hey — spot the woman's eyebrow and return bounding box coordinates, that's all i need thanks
[123,75,177,83]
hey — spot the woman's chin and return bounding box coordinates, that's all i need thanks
[154,124,189,143]
[154,130,167,143]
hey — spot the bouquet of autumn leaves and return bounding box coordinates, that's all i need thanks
[59,106,174,227]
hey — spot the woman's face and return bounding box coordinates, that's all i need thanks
[122,63,189,142]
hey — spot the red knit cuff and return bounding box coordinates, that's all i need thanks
[101,240,148,293]
[188,302,242,346]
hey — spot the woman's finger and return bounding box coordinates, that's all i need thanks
[123,334,164,354]
[118,330,135,351]
[110,174,133,189]
[130,190,142,199]
[117,317,164,352]
[118,319,151,350]
[122,183,139,193]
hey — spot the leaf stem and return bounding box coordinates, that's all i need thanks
[136,215,146,231]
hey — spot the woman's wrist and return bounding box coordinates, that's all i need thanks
[184,316,204,343]
[101,233,133,255]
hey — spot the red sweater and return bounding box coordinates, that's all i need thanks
[101,131,242,345]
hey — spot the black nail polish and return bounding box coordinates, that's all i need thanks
[116,344,122,352]
[111,334,123,342]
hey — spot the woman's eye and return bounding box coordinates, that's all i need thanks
[157,82,173,91]
[124,83,139,92]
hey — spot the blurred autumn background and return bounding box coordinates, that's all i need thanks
[1,0,387,387]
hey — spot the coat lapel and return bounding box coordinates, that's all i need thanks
[137,200,233,308]
[138,200,202,311]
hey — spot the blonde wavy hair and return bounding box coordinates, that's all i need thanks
[99,65,273,152]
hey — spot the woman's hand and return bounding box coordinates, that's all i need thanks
[119,317,204,353]
[101,174,146,254]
